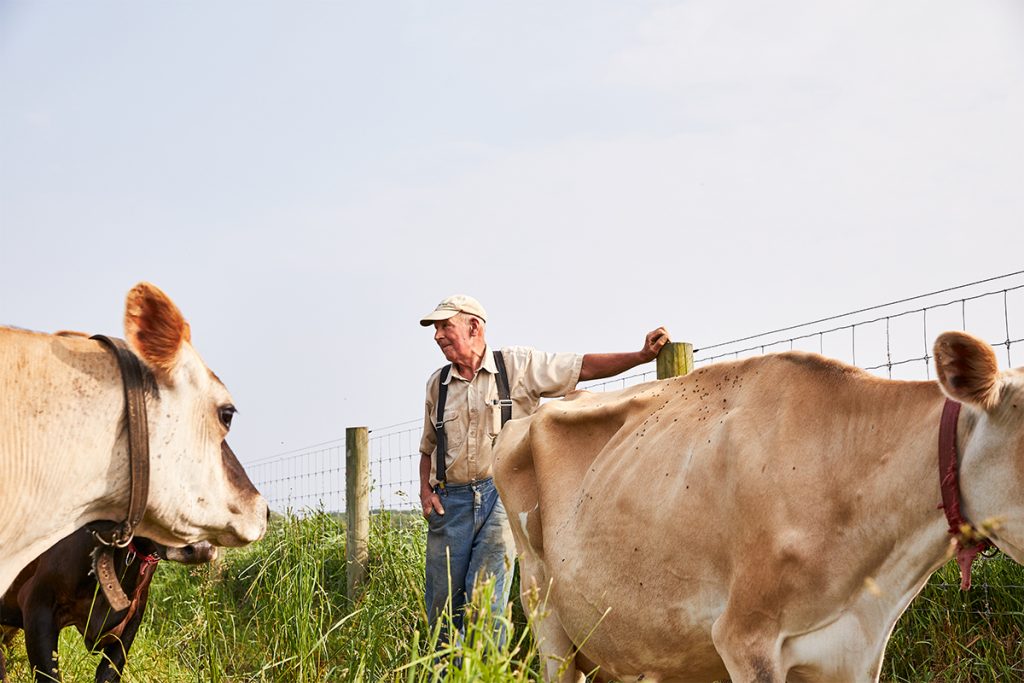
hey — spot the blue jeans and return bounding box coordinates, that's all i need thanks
[425,477,515,641]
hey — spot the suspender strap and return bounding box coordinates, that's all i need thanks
[435,365,452,487]
[493,350,512,427]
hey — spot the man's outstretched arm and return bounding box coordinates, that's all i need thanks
[579,326,671,382]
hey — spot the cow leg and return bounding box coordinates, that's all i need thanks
[711,612,785,683]
[96,636,129,683]
[95,628,134,683]
[23,609,61,683]
[0,626,16,683]
[95,583,152,683]
[519,561,583,683]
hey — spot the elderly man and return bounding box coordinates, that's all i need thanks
[418,294,669,641]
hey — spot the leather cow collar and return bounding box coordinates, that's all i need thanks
[938,398,993,591]
[87,334,152,611]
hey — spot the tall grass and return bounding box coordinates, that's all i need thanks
[881,554,1024,681]
[1,513,1022,681]
[0,511,537,682]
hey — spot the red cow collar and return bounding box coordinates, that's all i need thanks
[938,398,993,590]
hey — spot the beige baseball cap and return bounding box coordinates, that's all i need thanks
[419,294,488,326]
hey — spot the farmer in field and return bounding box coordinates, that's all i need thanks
[418,294,669,641]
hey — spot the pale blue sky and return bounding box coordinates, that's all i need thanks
[2,0,1023,464]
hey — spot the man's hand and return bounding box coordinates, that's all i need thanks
[421,487,445,519]
[641,326,671,362]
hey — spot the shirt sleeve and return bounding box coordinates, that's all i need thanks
[419,371,440,457]
[505,346,583,401]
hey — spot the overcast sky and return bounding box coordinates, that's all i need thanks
[2,0,1023,466]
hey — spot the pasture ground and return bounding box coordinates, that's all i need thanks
[1,512,1022,681]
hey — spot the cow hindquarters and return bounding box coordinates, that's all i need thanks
[493,415,584,682]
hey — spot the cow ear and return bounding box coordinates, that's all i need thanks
[934,331,1001,410]
[124,282,191,379]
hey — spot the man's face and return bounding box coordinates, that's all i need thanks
[433,315,475,363]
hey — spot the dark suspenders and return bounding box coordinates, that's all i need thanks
[434,365,452,490]
[492,350,512,426]
[434,350,511,488]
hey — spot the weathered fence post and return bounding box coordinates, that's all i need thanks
[346,426,369,601]
[657,342,694,379]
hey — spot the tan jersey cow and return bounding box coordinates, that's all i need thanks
[0,283,267,595]
[494,331,1024,683]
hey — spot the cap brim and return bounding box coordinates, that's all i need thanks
[419,310,459,326]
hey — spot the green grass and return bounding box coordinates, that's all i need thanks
[881,554,1024,681]
[1,513,1023,681]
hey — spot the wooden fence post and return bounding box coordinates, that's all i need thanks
[657,342,694,379]
[346,426,369,601]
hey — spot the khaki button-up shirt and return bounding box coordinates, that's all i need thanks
[420,344,583,487]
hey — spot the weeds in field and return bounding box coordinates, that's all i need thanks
[2,512,1023,681]
[153,509,536,682]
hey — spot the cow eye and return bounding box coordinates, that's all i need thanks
[218,405,236,429]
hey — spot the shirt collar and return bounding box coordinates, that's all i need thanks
[443,345,497,384]
[480,345,498,375]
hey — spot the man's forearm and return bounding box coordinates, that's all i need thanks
[579,351,652,381]
[419,453,433,494]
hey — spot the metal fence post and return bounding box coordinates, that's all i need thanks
[346,426,369,601]
[657,342,694,379]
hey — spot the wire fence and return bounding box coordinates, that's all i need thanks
[247,271,1024,517]
[245,439,347,513]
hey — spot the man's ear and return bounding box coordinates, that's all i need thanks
[468,317,482,336]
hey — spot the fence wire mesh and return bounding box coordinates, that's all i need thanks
[248,273,1024,521]
[245,439,346,513]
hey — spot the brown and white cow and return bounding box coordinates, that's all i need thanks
[494,331,1024,682]
[0,283,267,595]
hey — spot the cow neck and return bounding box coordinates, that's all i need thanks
[86,334,152,612]
[938,398,992,590]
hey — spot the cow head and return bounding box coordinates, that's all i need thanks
[162,540,219,565]
[935,331,1024,562]
[132,537,219,564]
[123,282,267,548]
